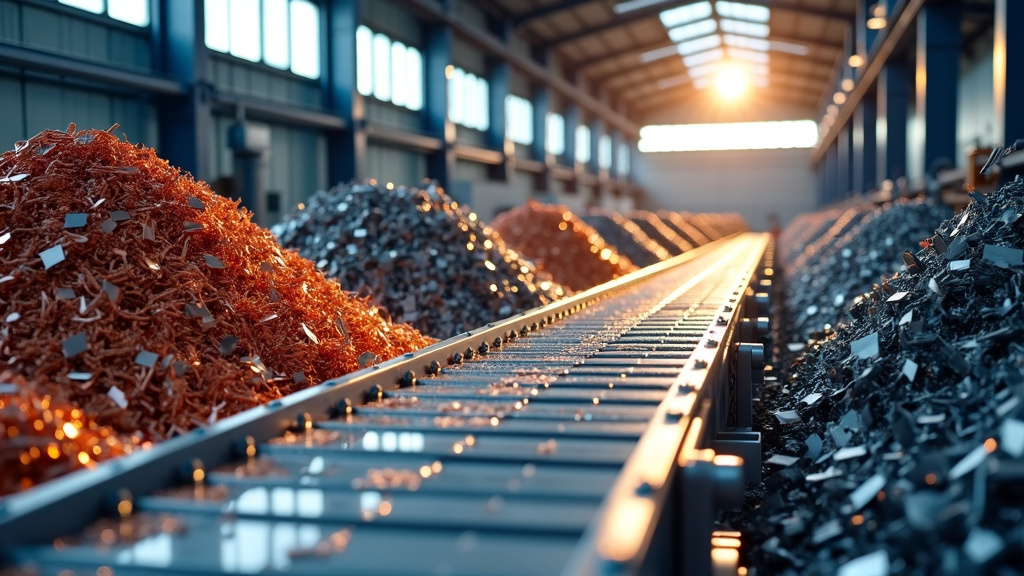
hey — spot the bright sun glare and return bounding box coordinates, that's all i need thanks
[714,64,749,100]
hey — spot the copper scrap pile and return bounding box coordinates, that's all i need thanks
[273,182,566,339]
[0,126,433,495]
[490,200,637,291]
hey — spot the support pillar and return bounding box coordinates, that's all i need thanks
[423,0,455,189]
[853,97,877,195]
[995,0,1024,183]
[487,20,512,182]
[324,0,365,185]
[877,60,909,185]
[532,48,554,193]
[916,1,960,193]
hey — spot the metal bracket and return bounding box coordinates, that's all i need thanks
[679,455,744,576]
[714,343,764,484]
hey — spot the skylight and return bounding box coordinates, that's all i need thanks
[728,47,770,64]
[683,48,723,68]
[720,19,769,38]
[716,1,771,23]
[668,19,717,43]
[724,34,770,52]
[677,34,721,56]
[659,1,712,28]
[686,64,717,78]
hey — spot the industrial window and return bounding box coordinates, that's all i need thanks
[505,95,534,146]
[617,142,631,176]
[355,26,424,111]
[546,113,565,156]
[638,121,817,152]
[598,134,612,170]
[448,66,489,131]
[575,125,591,164]
[59,0,150,26]
[204,0,321,79]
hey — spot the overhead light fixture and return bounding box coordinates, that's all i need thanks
[841,78,854,91]
[714,63,750,100]
[866,3,886,30]
[613,0,672,15]
[848,54,865,67]
[833,91,847,105]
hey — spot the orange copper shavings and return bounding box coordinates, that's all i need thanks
[490,200,637,291]
[0,126,434,455]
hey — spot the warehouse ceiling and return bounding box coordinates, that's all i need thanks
[479,0,858,117]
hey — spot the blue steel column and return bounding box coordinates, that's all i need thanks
[532,48,554,193]
[876,60,909,185]
[837,126,851,199]
[855,0,878,60]
[825,143,837,204]
[916,2,960,192]
[323,0,365,184]
[995,0,1024,183]
[817,158,828,206]
[853,96,877,195]
[155,0,212,180]
[589,115,604,204]
[423,1,455,189]
[488,20,512,182]
[563,83,580,193]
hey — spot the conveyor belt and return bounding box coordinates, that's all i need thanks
[0,233,772,576]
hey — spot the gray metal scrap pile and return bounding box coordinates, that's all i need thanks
[273,182,565,339]
[783,200,953,345]
[742,185,1024,575]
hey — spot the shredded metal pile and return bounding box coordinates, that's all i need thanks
[273,183,565,339]
[745,184,1024,575]
[656,210,712,247]
[490,200,637,291]
[0,127,433,494]
[581,208,672,268]
[628,210,694,256]
[783,200,953,345]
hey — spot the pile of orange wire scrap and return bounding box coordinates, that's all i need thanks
[0,126,434,495]
[490,200,637,291]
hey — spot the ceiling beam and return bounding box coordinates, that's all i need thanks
[637,89,817,118]
[512,0,602,26]
[546,0,854,48]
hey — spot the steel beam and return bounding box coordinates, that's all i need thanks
[916,1,960,193]
[422,1,456,189]
[876,59,909,184]
[323,0,366,185]
[512,0,600,26]
[153,0,212,181]
[994,0,1024,182]
[853,95,877,194]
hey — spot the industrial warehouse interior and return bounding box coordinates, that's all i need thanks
[1,0,1023,574]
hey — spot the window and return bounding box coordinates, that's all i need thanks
[205,0,321,79]
[505,95,534,146]
[617,142,631,176]
[638,121,817,152]
[598,134,612,170]
[448,66,489,131]
[575,125,591,163]
[59,0,150,26]
[546,113,565,156]
[356,26,424,111]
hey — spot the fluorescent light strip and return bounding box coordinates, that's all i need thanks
[668,19,717,42]
[659,1,712,28]
[715,1,771,23]
[677,34,721,55]
[639,120,819,153]
[720,18,769,38]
